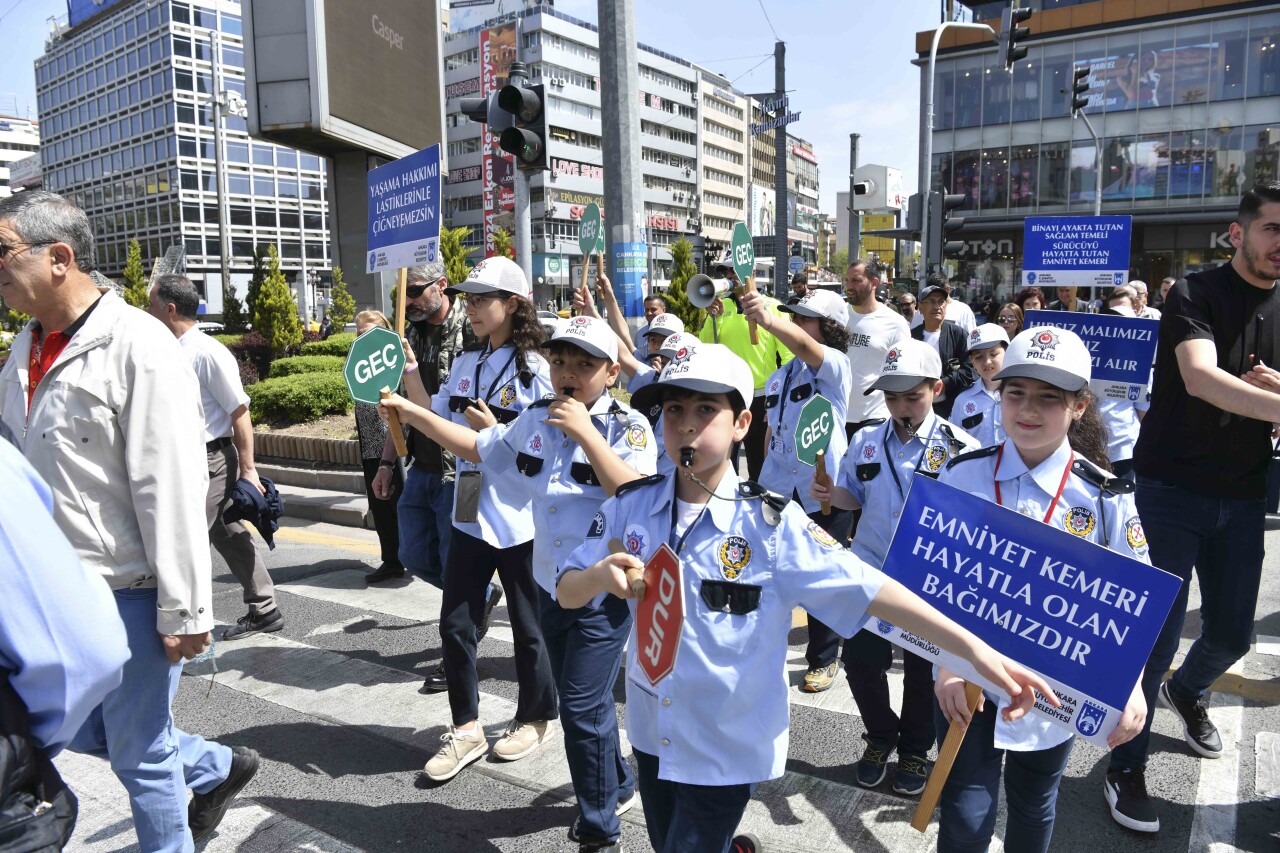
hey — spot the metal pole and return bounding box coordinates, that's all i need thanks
[1079,111,1103,217]
[210,28,232,309]
[773,41,787,301]
[847,132,860,261]
[514,167,532,288]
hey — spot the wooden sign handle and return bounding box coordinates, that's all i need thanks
[911,681,983,832]
[609,538,646,599]
[380,388,408,457]
[815,449,831,516]
[394,268,408,338]
[746,275,760,345]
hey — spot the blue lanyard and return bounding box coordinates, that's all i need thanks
[472,345,518,406]
[884,418,940,502]
[669,495,711,556]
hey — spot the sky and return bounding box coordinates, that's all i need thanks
[0,0,941,215]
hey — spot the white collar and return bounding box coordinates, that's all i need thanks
[996,439,1074,496]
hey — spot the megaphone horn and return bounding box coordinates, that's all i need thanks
[688,274,733,309]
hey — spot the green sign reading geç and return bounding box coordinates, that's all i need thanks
[344,327,406,405]
[579,202,603,256]
[731,221,754,282]
[793,394,835,467]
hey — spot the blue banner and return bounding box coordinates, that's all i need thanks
[68,0,127,27]
[1023,309,1158,400]
[613,242,648,318]
[366,144,442,274]
[1022,215,1132,291]
[871,476,1180,745]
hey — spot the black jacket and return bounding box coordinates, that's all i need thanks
[911,320,976,418]
[0,674,76,851]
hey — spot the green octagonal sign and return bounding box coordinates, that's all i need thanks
[579,202,603,256]
[730,221,754,282]
[344,327,406,405]
[794,394,835,467]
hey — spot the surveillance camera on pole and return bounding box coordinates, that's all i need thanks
[1000,5,1032,72]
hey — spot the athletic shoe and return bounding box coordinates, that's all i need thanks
[420,662,448,694]
[1104,768,1160,833]
[731,833,762,853]
[892,753,930,796]
[189,746,260,842]
[801,662,839,693]
[476,584,504,642]
[854,737,893,788]
[1159,680,1223,758]
[424,726,488,782]
[492,719,552,761]
[221,609,283,641]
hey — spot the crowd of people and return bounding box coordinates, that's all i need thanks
[1,181,1278,853]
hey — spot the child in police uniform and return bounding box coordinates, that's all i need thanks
[812,339,978,795]
[383,316,656,850]
[951,323,1010,448]
[739,288,855,694]
[934,326,1150,853]
[558,343,1057,853]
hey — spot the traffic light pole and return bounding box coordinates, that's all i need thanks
[513,164,533,288]
[1077,110,1103,217]
[847,132,860,263]
[774,41,788,301]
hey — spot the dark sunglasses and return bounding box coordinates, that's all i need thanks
[405,283,430,298]
[895,300,915,308]
[699,580,762,615]
[997,316,1018,325]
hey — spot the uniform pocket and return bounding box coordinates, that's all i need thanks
[856,463,881,482]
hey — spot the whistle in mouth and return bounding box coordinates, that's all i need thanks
[680,447,695,468]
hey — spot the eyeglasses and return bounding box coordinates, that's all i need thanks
[895,301,916,309]
[405,284,429,298]
[0,241,53,265]
[464,292,505,308]
[997,316,1018,325]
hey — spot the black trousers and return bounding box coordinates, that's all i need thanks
[360,458,403,567]
[439,530,557,726]
[744,395,768,481]
[842,630,936,756]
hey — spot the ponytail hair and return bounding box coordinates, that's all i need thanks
[1068,389,1112,473]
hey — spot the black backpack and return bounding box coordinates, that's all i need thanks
[0,673,77,852]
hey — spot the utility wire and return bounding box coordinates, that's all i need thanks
[0,0,29,26]
[755,0,781,42]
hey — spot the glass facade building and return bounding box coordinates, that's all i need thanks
[922,1,1279,304]
[35,0,331,313]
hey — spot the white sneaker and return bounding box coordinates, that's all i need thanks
[492,719,553,761]
[424,726,488,782]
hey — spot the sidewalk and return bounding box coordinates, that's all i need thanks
[258,458,375,530]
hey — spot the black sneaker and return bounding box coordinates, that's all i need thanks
[578,842,621,853]
[854,737,893,788]
[221,609,284,641]
[476,585,504,643]
[1159,680,1223,758]
[420,662,448,694]
[731,833,762,853]
[365,562,406,584]
[1104,768,1159,833]
[189,746,260,842]
[892,752,931,796]
[569,790,638,843]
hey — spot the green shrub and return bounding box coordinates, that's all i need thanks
[212,333,244,348]
[247,372,352,424]
[268,354,345,378]
[300,331,356,356]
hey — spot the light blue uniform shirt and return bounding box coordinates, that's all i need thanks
[760,345,852,515]
[475,393,657,597]
[841,411,978,568]
[431,343,552,546]
[939,439,1150,751]
[951,382,1004,448]
[0,440,130,755]
[564,469,886,785]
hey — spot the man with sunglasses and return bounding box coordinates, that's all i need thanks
[892,294,917,324]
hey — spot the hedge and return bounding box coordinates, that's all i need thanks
[247,372,352,424]
[300,332,356,357]
[211,333,244,348]
[268,354,346,378]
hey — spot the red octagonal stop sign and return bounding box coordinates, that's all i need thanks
[636,543,684,685]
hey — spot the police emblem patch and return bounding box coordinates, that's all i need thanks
[623,525,648,558]
[1076,700,1108,737]
[769,378,781,394]
[884,348,901,370]
[587,511,606,539]
[499,383,517,407]
[805,521,840,549]
[964,401,977,415]
[457,377,472,395]
[1030,329,1059,354]
[1063,506,1096,537]
[626,424,648,449]
[925,445,949,472]
[718,535,752,580]
[862,443,877,460]
[528,433,543,454]
[1125,516,1147,555]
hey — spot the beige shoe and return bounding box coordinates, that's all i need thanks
[424,725,488,781]
[801,661,839,693]
[492,719,552,761]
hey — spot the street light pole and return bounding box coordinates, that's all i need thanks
[210,28,232,306]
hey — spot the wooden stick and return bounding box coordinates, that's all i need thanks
[380,388,408,457]
[815,449,831,516]
[745,275,760,345]
[911,681,983,832]
[609,537,646,599]
[394,268,407,337]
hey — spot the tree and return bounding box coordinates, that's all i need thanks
[222,280,248,333]
[662,238,705,334]
[441,225,475,284]
[252,245,302,357]
[328,265,356,328]
[244,244,269,323]
[1,300,29,332]
[491,228,515,261]
[830,248,849,276]
[121,240,149,308]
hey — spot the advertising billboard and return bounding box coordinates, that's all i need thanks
[67,0,128,28]
[750,186,777,237]
[1073,42,1216,114]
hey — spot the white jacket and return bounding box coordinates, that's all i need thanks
[0,290,213,635]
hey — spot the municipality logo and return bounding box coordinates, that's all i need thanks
[876,619,895,635]
[1115,272,1126,285]
[1027,272,1037,284]
[1076,700,1107,736]
[368,252,377,269]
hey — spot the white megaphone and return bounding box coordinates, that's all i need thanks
[688,274,733,309]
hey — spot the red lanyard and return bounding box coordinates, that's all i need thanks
[993,443,1074,524]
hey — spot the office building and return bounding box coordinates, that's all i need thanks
[919,0,1280,304]
[0,116,40,198]
[35,0,332,315]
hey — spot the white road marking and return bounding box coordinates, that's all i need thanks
[1255,732,1280,799]
[1187,692,1243,853]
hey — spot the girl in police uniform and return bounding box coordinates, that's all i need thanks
[950,323,1010,448]
[739,288,855,695]
[935,326,1150,853]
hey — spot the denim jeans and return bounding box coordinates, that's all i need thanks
[397,467,455,589]
[1109,476,1265,772]
[540,588,633,844]
[68,589,232,853]
[934,702,1073,853]
[633,749,756,853]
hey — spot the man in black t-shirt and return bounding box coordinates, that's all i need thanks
[1104,183,1280,834]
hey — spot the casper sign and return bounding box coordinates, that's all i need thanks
[867,476,1180,748]
[366,143,441,273]
[1023,310,1158,401]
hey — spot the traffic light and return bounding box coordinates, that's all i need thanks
[1070,66,1091,113]
[1000,5,1032,72]
[459,92,514,134]
[497,79,548,171]
[926,191,966,268]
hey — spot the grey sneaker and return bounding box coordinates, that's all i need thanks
[424,726,488,782]
[492,719,552,761]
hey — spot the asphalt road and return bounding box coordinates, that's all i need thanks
[57,516,1280,852]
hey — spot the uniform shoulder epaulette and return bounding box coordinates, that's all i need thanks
[528,396,555,409]
[945,444,1001,470]
[858,418,887,430]
[937,422,969,454]
[1072,456,1136,495]
[737,480,791,526]
[616,473,666,497]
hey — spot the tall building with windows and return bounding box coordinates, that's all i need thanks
[919,0,1279,304]
[693,67,749,264]
[35,0,331,315]
[0,116,40,198]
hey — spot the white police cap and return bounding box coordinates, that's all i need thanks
[995,326,1092,392]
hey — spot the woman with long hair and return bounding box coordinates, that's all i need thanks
[994,302,1024,338]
